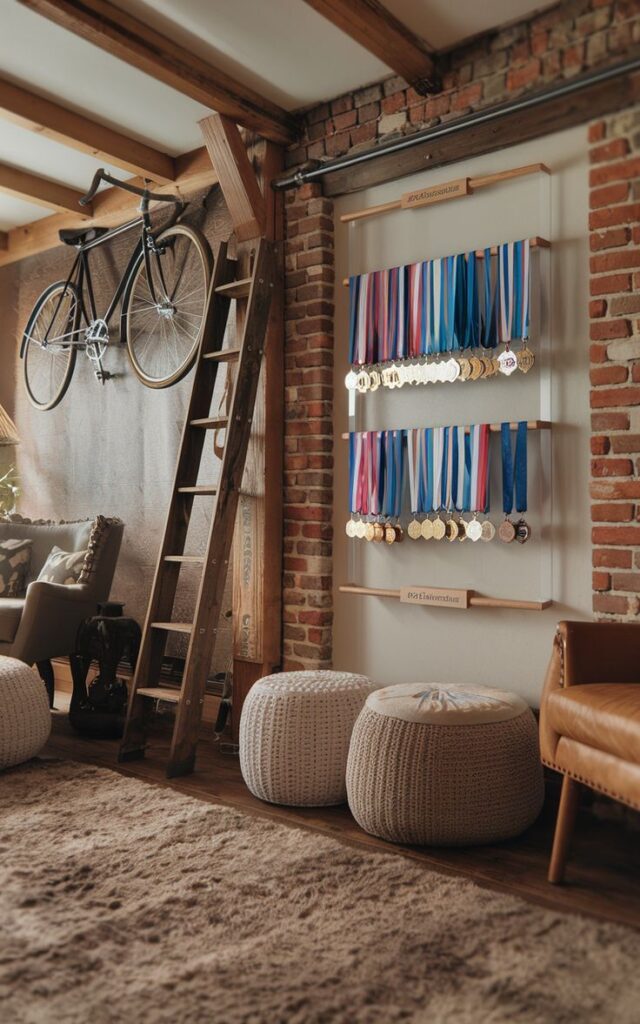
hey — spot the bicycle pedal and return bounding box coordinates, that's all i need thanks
[95,370,113,383]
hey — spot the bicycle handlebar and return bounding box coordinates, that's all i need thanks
[79,168,183,209]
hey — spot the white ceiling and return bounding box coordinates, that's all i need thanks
[0,0,549,231]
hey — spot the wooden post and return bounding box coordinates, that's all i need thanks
[199,114,283,741]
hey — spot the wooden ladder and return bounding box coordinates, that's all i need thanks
[119,236,277,777]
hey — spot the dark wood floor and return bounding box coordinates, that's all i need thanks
[44,700,640,930]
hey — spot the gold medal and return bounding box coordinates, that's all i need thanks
[498,518,516,543]
[356,369,371,392]
[408,518,422,540]
[457,517,468,542]
[368,368,381,391]
[384,522,396,544]
[394,524,405,543]
[421,517,434,540]
[372,521,385,543]
[481,519,496,542]
[517,346,535,374]
[432,515,446,541]
[458,357,472,381]
[346,518,357,538]
[469,356,483,381]
[364,521,375,542]
[354,519,366,539]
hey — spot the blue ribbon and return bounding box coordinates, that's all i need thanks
[463,430,472,513]
[348,276,359,364]
[482,248,495,349]
[423,428,434,512]
[501,421,528,515]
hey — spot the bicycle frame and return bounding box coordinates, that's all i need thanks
[22,205,180,356]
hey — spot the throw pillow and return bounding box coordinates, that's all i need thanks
[38,545,87,586]
[0,538,33,598]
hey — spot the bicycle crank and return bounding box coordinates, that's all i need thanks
[85,319,113,383]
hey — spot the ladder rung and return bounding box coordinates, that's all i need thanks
[203,348,240,363]
[215,278,251,298]
[137,686,182,702]
[164,555,204,564]
[178,485,218,495]
[151,622,193,634]
[190,416,228,428]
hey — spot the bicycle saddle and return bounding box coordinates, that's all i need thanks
[58,226,109,246]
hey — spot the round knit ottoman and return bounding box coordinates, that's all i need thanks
[240,670,374,806]
[346,682,544,846]
[0,657,51,770]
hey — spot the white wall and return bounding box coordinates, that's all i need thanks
[332,124,590,706]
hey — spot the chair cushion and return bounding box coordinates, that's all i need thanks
[37,546,86,586]
[0,539,32,598]
[546,684,640,765]
[0,599,25,643]
[366,682,528,725]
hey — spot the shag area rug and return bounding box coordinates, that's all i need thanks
[1,761,639,1024]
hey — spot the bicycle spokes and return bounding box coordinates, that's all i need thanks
[124,225,210,387]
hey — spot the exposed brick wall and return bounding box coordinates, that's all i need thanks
[589,107,640,618]
[283,184,335,669]
[280,0,640,667]
[286,0,639,170]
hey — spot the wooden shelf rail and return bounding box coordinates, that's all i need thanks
[339,584,551,612]
[341,236,550,286]
[340,162,551,224]
[340,420,551,440]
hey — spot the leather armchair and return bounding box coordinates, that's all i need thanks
[540,620,640,883]
[0,516,124,704]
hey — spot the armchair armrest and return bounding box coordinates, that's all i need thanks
[10,579,97,665]
[540,619,640,766]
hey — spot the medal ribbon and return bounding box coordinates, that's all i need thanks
[407,429,421,515]
[482,248,496,349]
[501,421,528,515]
[499,242,515,343]
[408,263,422,358]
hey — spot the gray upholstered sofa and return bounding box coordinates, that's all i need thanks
[0,516,123,704]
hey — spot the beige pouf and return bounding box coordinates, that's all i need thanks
[0,657,51,770]
[240,670,374,806]
[346,682,544,846]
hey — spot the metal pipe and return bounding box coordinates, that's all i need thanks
[273,55,640,191]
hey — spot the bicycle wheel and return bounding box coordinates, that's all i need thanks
[22,281,81,410]
[123,224,212,388]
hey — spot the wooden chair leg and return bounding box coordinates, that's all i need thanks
[548,775,581,884]
[36,659,55,709]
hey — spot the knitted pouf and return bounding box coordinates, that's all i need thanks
[240,670,374,806]
[0,657,51,770]
[346,682,544,846]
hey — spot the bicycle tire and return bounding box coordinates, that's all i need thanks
[22,280,81,411]
[122,224,213,389]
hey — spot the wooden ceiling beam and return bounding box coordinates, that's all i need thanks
[0,162,91,216]
[199,114,266,241]
[0,75,175,184]
[302,0,439,94]
[0,146,219,267]
[18,0,298,145]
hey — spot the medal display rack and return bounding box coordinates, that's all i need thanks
[344,236,544,392]
[342,160,554,611]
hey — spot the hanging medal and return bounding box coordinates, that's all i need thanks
[406,429,422,540]
[370,431,385,542]
[499,421,530,543]
[346,432,359,536]
[443,426,459,540]
[466,424,489,541]
[515,239,535,374]
[421,428,434,539]
[497,243,519,376]
[457,426,470,541]
[431,426,446,540]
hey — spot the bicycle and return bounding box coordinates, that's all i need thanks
[21,169,213,410]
